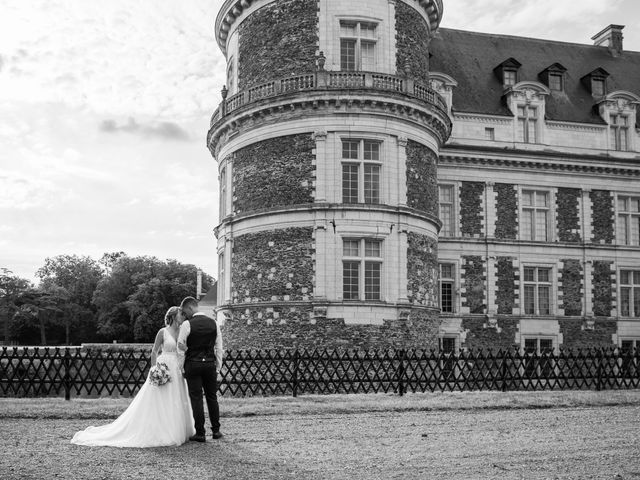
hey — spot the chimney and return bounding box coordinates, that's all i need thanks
[591,24,624,57]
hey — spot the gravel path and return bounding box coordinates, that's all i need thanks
[2,405,639,479]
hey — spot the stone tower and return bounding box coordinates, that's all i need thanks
[208,0,451,349]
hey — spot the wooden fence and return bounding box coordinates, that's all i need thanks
[0,346,638,399]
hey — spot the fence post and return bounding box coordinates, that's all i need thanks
[63,348,71,401]
[292,349,299,398]
[397,349,406,396]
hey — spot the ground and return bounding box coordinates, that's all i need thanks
[1,391,639,479]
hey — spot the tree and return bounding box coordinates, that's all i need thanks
[93,255,214,342]
[0,269,32,344]
[36,255,103,344]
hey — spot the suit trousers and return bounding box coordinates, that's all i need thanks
[184,360,220,435]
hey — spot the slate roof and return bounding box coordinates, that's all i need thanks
[429,28,640,127]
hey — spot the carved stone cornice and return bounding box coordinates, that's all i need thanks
[207,90,451,157]
[453,112,512,125]
[546,121,606,133]
[439,153,640,177]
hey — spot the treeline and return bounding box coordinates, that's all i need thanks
[0,253,214,345]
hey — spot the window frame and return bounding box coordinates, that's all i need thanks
[519,188,552,242]
[521,265,554,316]
[218,251,225,304]
[503,69,517,87]
[342,238,383,301]
[339,20,378,72]
[219,166,227,221]
[516,105,538,143]
[438,184,457,237]
[439,262,457,313]
[616,195,640,246]
[341,138,383,205]
[618,269,640,318]
[609,114,630,151]
[548,73,563,92]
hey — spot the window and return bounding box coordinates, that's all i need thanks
[341,139,381,204]
[503,69,517,86]
[340,21,377,71]
[523,337,554,377]
[517,106,538,143]
[610,114,629,151]
[619,339,639,377]
[439,263,456,313]
[617,196,640,245]
[226,59,234,94]
[438,185,455,237]
[218,252,225,303]
[592,78,605,96]
[440,336,458,379]
[484,127,495,140]
[342,239,382,301]
[219,167,226,220]
[619,270,640,317]
[521,190,550,241]
[523,266,552,315]
[549,73,563,91]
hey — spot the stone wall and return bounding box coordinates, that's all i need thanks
[590,190,614,244]
[495,257,516,315]
[560,259,583,316]
[556,188,581,242]
[405,140,438,216]
[559,319,617,349]
[494,183,517,239]
[237,0,318,89]
[462,256,485,314]
[461,317,518,350]
[394,1,430,83]
[406,233,438,307]
[592,260,613,317]
[460,181,484,237]
[222,306,440,350]
[231,227,314,303]
[233,134,315,215]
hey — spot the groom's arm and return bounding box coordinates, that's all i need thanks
[215,322,223,373]
[177,320,190,371]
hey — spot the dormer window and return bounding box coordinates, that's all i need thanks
[539,63,566,92]
[494,58,522,88]
[581,68,610,97]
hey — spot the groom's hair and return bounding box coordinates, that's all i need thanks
[180,296,198,310]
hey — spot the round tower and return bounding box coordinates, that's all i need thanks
[208,0,451,349]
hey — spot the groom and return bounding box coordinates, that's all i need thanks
[177,296,223,441]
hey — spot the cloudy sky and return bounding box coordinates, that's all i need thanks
[1,0,639,283]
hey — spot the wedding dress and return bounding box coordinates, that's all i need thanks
[71,328,196,447]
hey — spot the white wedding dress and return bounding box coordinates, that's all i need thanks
[71,328,196,447]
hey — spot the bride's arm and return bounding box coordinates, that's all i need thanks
[150,329,164,365]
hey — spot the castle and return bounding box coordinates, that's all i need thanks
[207,0,640,354]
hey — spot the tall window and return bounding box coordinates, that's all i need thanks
[439,185,455,237]
[517,106,538,143]
[219,167,226,220]
[503,69,517,86]
[439,263,456,313]
[592,78,605,96]
[523,266,551,315]
[226,58,234,94]
[619,270,640,317]
[343,239,382,301]
[523,337,554,377]
[521,190,549,241]
[218,252,225,303]
[342,139,381,204]
[617,196,640,245]
[610,114,629,151]
[340,21,377,71]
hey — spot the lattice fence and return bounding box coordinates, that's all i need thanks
[0,347,638,399]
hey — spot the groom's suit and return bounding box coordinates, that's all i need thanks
[178,312,222,436]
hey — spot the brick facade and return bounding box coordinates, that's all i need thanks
[406,233,438,307]
[460,181,484,237]
[405,140,438,216]
[394,1,430,83]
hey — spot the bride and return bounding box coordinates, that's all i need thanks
[71,306,196,447]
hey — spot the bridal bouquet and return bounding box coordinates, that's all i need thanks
[149,361,171,386]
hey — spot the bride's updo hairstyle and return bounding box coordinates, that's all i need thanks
[164,306,180,327]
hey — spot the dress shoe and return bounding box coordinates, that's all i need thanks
[211,431,223,439]
[189,434,206,443]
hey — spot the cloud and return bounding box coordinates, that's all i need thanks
[99,117,191,141]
